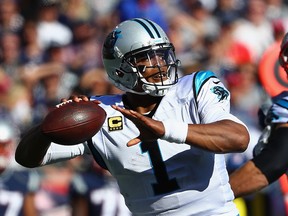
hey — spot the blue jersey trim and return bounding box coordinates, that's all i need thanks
[194,70,216,97]
[275,98,288,109]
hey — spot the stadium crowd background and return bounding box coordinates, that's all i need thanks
[1,0,288,215]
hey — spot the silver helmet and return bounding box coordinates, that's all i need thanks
[102,18,179,96]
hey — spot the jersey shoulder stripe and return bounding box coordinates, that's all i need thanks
[193,70,217,98]
[90,94,123,106]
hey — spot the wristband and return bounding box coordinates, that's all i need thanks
[162,120,188,143]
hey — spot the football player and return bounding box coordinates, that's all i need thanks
[15,18,249,215]
[229,32,288,198]
[0,120,39,216]
[69,157,132,216]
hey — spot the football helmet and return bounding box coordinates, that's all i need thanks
[102,18,180,97]
[279,32,288,74]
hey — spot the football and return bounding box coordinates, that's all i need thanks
[41,100,106,145]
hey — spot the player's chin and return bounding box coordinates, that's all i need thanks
[149,75,168,83]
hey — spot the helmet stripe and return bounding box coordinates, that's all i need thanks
[132,18,160,39]
[144,19,161,38]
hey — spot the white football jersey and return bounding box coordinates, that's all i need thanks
[43,71,244,216]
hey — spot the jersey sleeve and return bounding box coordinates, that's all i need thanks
[41,142,89,165]
[193,71,243,124]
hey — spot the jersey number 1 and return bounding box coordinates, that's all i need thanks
[141,141,179,195]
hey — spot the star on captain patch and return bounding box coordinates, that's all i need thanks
[108,116,123,131]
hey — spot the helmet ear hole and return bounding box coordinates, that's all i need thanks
[115,69,124,77]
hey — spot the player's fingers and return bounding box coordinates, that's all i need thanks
[127,137,141,147]
[112,105,137,119]
[63,95,80,102]
[78,95,89,101]
[91,100,101,105]
[111,105,126,113]
[60,98,69,103]
[70,95,86,102]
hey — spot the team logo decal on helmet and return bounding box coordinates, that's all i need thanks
[103,30,122,60]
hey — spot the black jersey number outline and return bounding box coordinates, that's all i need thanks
[141,141,179,195]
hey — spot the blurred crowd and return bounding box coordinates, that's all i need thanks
[1,0,288,215]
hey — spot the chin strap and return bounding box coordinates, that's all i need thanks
[142,79,173,97]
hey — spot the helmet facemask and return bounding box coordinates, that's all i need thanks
[122,44,179,96]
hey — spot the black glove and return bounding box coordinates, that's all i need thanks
[253,125,271,157]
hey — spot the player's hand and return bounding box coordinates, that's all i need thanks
[60,95,101,105]
[112,105,165,147]
[61,95,89,102]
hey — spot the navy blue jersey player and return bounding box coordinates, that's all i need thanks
[0,121,40,216]
[230,32,288,198]
[69,159,131,216]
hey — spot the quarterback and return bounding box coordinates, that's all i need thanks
[16,18,249,215]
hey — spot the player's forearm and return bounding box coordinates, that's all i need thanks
[229,161,269,198]
[251,126,288,183]
[185,120,249,153]
[15,124,51,168]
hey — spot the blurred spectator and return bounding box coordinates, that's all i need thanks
[265,0,288,21]
[117,0,169,32]
[0,0,24,34]
[0,67,33,133]
[226,63,267,127]
[87,0,119,18]
[232,0,274,63]
[20,42,78,125]
[87,0,120,39]
[0,30,22,81]
[19,20,45,66]
[35,162,74,216]
[69,157,132,216]
[0,117,40,216]
[63,20,102,76]
[167,0,220,72]
[167,13,203,71]
[61,0,94,23]
[76,68,122,96]
[36,0,73,50]
[198,17,253,77]
[180,0,220,39]
[213,0,245,24]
